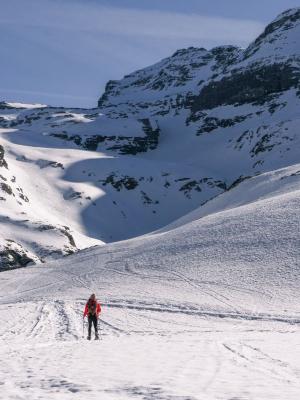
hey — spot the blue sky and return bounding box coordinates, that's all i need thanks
[1,0,299,107]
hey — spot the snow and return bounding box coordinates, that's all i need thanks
[0,128,105,261]
[5,102,47,109]
[0,167,299,399]
[1,309,299,400]
[160,164,300,232]
[0,9,300,399]
[1,82,300,255]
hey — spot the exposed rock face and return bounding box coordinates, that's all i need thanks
[0,248,34,270]
[97,45,244,118]
[190,63,300,112]
[0,145,8,169]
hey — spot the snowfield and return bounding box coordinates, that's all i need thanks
[0,166,299,399]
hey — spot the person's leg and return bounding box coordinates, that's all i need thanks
[93,315,98,338]
[88,316,92,338]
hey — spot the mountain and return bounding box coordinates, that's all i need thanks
[0,8,300,269]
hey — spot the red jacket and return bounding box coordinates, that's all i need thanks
[83,300,101,318]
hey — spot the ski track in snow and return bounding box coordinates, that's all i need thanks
[0,280,300,400]
[0,206,299,399]
[0,298,300,400]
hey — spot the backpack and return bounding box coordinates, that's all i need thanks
[87,299,97,315]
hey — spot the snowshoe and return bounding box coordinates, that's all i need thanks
[95,334,99,340]
[87,335,91,340]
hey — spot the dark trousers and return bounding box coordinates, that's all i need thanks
[88,315,98,337]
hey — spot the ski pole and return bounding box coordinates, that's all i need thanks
[99,318,102,340]
[82,317,85,338]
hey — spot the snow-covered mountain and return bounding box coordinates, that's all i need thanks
[0,9,300,399]
[0,8,300,269]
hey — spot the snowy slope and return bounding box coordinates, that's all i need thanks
[0,165,299,399]
[0,8,300,269]
[160,163,300,232]
[2,162,299,313]
[0,9,299,397]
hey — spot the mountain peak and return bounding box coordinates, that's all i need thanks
[244,8,300,60]
[275,7,300,21]
[171,47,207,58]
[262,7,300,37]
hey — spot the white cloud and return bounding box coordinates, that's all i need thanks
[1,0,264,47]
[0,88,94,102]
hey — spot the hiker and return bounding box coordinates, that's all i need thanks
[83,293,101,340]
